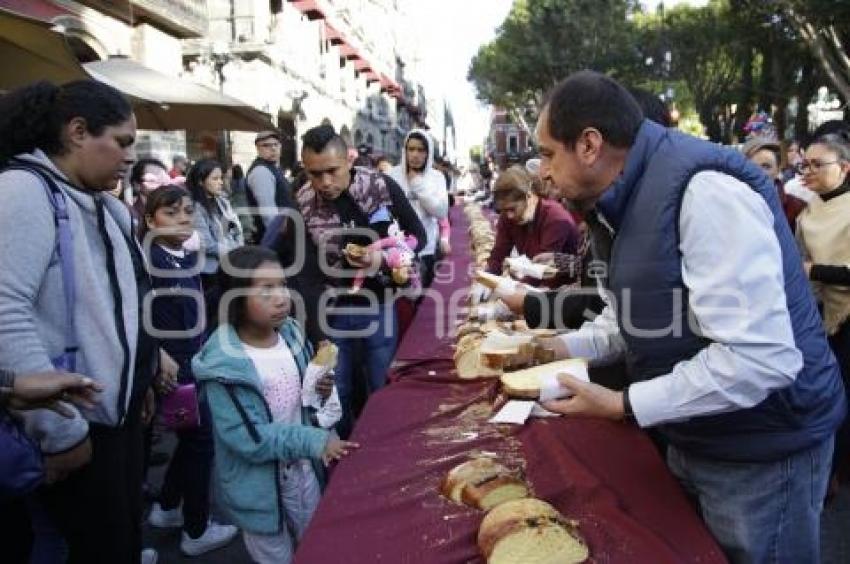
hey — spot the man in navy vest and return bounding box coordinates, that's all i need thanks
[245,129,294,244]
[536,71,846,563]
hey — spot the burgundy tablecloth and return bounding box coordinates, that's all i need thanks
[295,204,726,564]
[295,367,726,563]
[395,206,475,362]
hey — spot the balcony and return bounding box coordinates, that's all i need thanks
[76,0,207,38]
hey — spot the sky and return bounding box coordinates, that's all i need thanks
[407,0,709,163]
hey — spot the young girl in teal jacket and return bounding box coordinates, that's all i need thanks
[193,246,358,563]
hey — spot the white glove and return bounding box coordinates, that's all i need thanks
[506,256,549,280]
[469,282,492,304]
[476,300,513,321]
[493,277,518,299]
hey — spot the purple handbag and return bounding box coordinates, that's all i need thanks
[0,412,44,498]
[160,384,200,430]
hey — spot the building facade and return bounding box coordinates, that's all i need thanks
[486,107,531,171]
[3,0,449,171]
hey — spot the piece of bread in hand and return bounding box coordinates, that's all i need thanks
[477,498,588,564]
[343,243,368,258]
[313,341,338,368]
[500,359,588,400]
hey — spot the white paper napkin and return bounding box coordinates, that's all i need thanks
[488,400,535,424]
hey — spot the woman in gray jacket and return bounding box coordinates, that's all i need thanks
[0,80,159,563]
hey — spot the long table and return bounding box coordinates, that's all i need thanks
[295,207,726,563]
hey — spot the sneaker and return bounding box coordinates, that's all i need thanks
[180,522,239,556]
[148,502,184,528]
[141,548,158,564]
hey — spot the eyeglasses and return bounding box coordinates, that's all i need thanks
[796,160,841,174]
[258,142,281,149]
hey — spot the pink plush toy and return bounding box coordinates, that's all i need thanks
[350,222,419,293]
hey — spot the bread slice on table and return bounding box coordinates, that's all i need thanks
[500,359,588,400]
[440,458,528,509]
[461,475,529,511]
[478,498,588,564]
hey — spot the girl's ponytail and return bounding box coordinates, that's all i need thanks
[0,81,61,166]
[0,79,131,167]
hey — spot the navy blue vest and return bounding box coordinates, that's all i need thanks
[597,120,846,461]
[246,158,293,244]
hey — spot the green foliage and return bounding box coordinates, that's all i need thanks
[468,0,640,121]
[468,0,848,141]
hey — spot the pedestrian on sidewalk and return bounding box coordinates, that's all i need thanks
[142,185,239,556]
[0,79,161,564]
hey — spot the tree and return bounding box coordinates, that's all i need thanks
[778,0,850,102]
[468,0,641,124]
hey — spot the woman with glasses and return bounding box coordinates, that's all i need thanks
[797,131,850,490]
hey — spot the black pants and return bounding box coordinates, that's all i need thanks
[420,254,437,290]
[159,401,214,538]
[37,405,145,564]
[829,320,850,475]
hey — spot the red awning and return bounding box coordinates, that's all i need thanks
[354,59,371,72]
[338,43,360,60]
[0,0,69,20]
[289,0,325,20]
[379,73,401,93]
[323,22,343,45]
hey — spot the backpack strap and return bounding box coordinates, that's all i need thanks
[223,384,261,444]
[4,160,78,371]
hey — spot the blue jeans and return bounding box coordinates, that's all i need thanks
[329,305,398,438]
[668,438,833,564]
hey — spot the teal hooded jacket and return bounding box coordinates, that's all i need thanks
[193,319,329,534]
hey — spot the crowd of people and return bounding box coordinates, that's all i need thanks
[1,68,849,564]
[0,79,454,564]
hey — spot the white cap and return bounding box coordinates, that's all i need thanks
[525,158,541,176]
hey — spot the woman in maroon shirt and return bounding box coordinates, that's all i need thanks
[487,165,579,288]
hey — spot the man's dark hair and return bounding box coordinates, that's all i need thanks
[626,87,671,127]
[301,124,347,155]
[544,71,643,149]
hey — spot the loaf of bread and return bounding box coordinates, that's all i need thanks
[477,498,588,564]
[454,333,502,379]
[313,341,338,368]
[500,359,588,399]
[461,475,529,511]
[440,458,528,509]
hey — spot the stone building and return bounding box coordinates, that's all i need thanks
[2,0,449,171]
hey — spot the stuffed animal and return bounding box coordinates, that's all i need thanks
[348,222,418,292]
